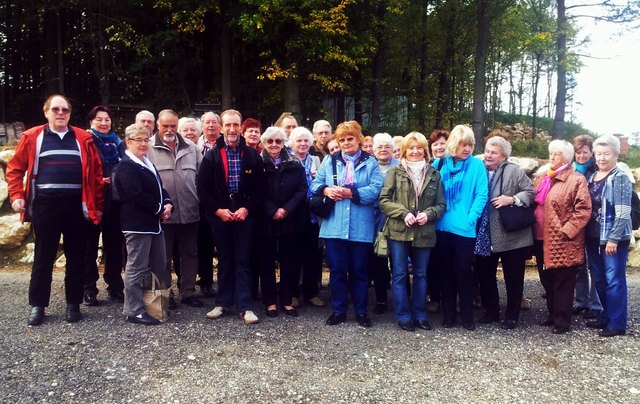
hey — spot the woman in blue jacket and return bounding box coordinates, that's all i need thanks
[431,125,488,330]
[311,121,384,328]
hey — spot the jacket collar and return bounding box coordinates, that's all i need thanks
[215,133,247,150]
[152,132,189,152]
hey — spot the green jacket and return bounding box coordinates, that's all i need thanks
[379,163,446,248]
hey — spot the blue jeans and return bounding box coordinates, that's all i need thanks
[574,258,602,311]
[586,238,628,331]
[389,240,430,322]
[325,239,370,316]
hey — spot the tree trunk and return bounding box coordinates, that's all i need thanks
[283,76,300,116]
[435,9,456,129]
[552,0,567,139]
[472,0,490,151]
[531,53,541,139]
[417,2,429,132]
[88,0,109,104]
[219,0,233,110]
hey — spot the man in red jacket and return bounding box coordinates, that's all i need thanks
[6,94,104,326]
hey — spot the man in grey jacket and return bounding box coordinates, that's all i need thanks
[147,109,204,307]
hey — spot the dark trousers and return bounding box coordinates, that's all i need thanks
[369,251,390,304]
[211,217,253,311]
[83,204,124,295]
[300,221,323,300]
[29,197,87,307]
[257,234,301,307]
[427,244,443,303]
[250,235,261,299]
[163,222,199,299]
[476,246,529,322]
[435,231,476,324]
[539,266,579,328]
[196,216,215,288]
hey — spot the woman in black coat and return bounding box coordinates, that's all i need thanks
[256,126,308,317]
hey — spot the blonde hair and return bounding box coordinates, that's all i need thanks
[401,132,430,160]
[445,125,475,156]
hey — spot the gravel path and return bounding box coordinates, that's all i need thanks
[1,266,638,403]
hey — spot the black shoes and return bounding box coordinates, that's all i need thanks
[462,321,476,331]
[572,306,588,315]
[599,329,625,337]
[65,304,81,323]
[372,303,387,315]
[282,307,299,317]
[28,306,45,326]
[478,313,500,324]
[502,320,517,330]
[127,312,160,325]
[552,325,570,334]
[108,290,125,303]
[398,321,415,332]
[356,314,372,328]
[201,286,217,298]
[168,296,177,310]
[414,320,432,331]
[83,293,99,306]
[586,320,607,329]
[583,309,600,319]
[442,320,455,328]
[182,296,204,307]
[539,318,554,326]
[326,312,347,326]
[265,309,278,318]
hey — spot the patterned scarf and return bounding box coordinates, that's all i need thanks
[441,156,470,210]
[340,149,361,186]
[89,128,120,169]
[474,170,494,257]
[535,163,570,205]
[402,159,427,198]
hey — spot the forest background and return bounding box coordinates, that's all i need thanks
[1,0,639,154]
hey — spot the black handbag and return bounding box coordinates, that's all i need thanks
[308,156,338,218]
[496,165,536,232]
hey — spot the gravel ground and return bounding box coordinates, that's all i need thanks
[1,265,638,403]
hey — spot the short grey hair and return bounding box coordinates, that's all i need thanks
[593,134,621,156]
[135,110,154,122]
[288,126,314,147]
[312,120,332,134]
[178,117,201,134]
[201,111,220,123]
[486,136,512,159]
[125,123,150,140]
[548,139,575,163]
[373,133,393,149]
[260,126,288,143]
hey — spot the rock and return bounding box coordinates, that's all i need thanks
[0,149,14,165]
[631,168,640,192]
[0,213,30,248]
[507,157,540,176]
[627,246,640,269]
[55,254,66,268]
[0,178,7,206]
[19,242,35,264]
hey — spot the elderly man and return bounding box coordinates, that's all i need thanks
[311,120,331,161]
[147,109,204,308]
[6,94,104,326]
[280,115,298,138]
[135,110,156,135]
[199,111,221,155]
[197,109,264,324]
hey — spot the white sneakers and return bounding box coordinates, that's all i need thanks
[241,310,259,325]
[206,306,225,319]
[207,306,259,325]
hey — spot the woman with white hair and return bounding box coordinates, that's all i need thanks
[178,117,202,145]
[430,125,488,330]
[474,136,535,330]
[256,127,308,317]
[369,132,399,314]
[533,140,591,334]
[288,126,325,307]
[584,134,631,337]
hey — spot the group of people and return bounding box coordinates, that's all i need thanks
[6,94,630,337]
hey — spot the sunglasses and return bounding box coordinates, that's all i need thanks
[51,107,71,115]
[265,138,283,145]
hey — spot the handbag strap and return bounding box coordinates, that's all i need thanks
[149,272,161,292]
[331,155,338,186]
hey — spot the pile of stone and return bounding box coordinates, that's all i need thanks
[490,123,552,142]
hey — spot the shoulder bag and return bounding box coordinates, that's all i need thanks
[308,156,338,218]
[496,165,536,232]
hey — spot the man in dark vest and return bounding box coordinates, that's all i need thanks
[6,94,104,326]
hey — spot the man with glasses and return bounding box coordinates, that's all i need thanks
[311,120,332,161]
[197,109,264,325]
[6,94,104,326]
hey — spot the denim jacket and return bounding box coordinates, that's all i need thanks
[587,167,633,245]
[311,151,384,243]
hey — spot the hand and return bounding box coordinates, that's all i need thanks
[272,208,287,221]
[416,211,428,226]
[404,212,417,227]
[216,208,235,222]
[234,207,249,222]
[337,187,353,199]
[323,186,343,201]
[11,199,26,213]
[161,204,172,221]
[103,177,111,184]
[605,241,618,256]
[491,195,514,208]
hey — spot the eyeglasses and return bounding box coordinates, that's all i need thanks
[50,107,70,115]
[265,138,283,145]
[129,137,150,143]
[376,145,392,150]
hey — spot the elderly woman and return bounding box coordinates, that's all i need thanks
[379,132,445,331]
[325,135,340,155]
[82,106,126,306]
[362,135,374,154]
[289,126,325,307]
[392,135,404,159]
[369,132,399,314]
[428,129,449,163]
[431,125,488,330]
[178,117,202,145]
[242,118,263,151]
[311,121,384,328]
[115,124,173,325]
[256,127,308,317]
[474,136,535,330]
[534,140,591,334]
[571,134,602,318]
[584,134,631,337]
